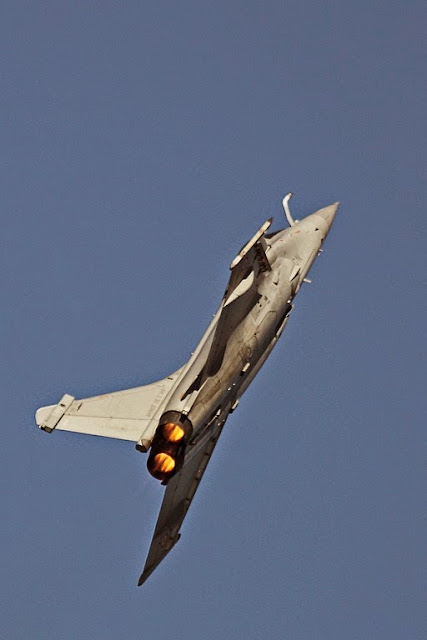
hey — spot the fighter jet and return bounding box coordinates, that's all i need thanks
[36,193,338,585]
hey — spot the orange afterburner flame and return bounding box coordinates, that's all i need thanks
[147,413,192,481]
[163,422,185,443]
[152,452,175,475]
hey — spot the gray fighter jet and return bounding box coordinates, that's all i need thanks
[36,194,338,585]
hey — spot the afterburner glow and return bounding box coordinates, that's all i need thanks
[162,422,185,442]
[152,452,175,474]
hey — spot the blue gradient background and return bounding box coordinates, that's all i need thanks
[2,2,425,638]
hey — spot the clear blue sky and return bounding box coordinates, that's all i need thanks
[2,1,425,638]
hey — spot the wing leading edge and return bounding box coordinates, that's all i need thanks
[138,416,226,585]
[35,369,183,445]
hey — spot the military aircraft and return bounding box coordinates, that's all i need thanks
[36,193,338,585]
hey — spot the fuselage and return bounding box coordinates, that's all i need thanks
[147,203,338,482]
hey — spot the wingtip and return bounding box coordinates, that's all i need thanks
[35,404,54,427]
[137,566,152,587]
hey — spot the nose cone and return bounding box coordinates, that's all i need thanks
[314,202,339,232]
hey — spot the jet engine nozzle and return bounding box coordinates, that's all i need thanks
[147,412,193,483]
